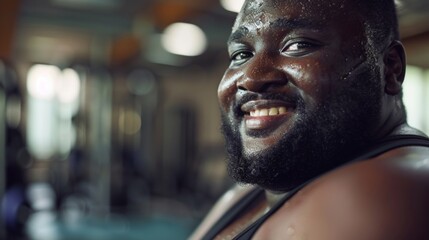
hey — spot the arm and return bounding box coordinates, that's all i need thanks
[254,146,429,240]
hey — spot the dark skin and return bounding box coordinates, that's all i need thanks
[190,0,429,239]
[218,0,416,193]
[219,0,403,159]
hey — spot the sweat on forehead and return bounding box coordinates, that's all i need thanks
[234,0,354,30]
[240,0,351,12]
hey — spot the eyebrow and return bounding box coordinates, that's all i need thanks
[228,26,250,44]
[227,17,324,44]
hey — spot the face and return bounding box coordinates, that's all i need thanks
[219,0,384,191]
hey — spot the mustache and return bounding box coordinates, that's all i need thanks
[233,92,302,117]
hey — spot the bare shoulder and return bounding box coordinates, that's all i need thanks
[189,184,256,240]
[255,146,429,240]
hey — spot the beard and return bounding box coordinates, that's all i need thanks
[221,65,382,191]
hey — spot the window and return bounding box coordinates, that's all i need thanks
[403,65,429,134]
[26,64,81,160]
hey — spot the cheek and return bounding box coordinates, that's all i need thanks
[291,56,351,105]
[218,70,242,111]
[286,62,332,105]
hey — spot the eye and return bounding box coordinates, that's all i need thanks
[282,40,320,57]
[230,50,254,65]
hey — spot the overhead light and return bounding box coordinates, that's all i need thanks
[161,23,207,57]
[57,68,81,104]
[27,64,60,100]
[220,0,245,12]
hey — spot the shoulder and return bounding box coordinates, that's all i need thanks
[255,145,429,240]
[189,184,257,240]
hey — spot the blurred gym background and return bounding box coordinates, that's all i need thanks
[0,0,428,239]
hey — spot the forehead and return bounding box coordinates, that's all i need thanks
[233,0,357,32]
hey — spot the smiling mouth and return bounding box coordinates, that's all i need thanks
[249,106,288,117]
[240,101,296,132]
[233,92,300,134]
[241,99,295,117]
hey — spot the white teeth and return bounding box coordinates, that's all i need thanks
[250,110,258,117]
[250,107,288,117]
[260,109,268,116]
[269,107,278,116]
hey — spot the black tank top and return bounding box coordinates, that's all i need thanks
[202,134,429,240]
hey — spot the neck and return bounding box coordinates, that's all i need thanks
[386,123,428,137]
[375,97,408,140]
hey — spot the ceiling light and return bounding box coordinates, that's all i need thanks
[27,64,60,100]
[161,23,207,57]
[57,68,81,104]
[220,0,245,12]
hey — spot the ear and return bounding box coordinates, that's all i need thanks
[383,40,406,95]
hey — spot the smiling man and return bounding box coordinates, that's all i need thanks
[190,0,429,239]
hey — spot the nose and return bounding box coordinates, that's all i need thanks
[236,55,288,92]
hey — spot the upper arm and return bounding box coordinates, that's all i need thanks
[314,157,429,240]
[256,147,429,240]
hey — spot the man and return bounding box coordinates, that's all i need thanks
[191,0,429,239]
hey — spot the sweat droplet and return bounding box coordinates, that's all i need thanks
[287,227,296,235]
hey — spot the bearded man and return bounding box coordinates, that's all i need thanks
[191,0,429,239]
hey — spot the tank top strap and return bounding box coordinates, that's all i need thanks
[232,177,313,239]
[202,187,264,240]
[353,134,429,161]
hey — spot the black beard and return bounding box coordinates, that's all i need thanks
[221,66,382,192]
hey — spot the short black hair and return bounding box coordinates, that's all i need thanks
[356,0,399,52]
